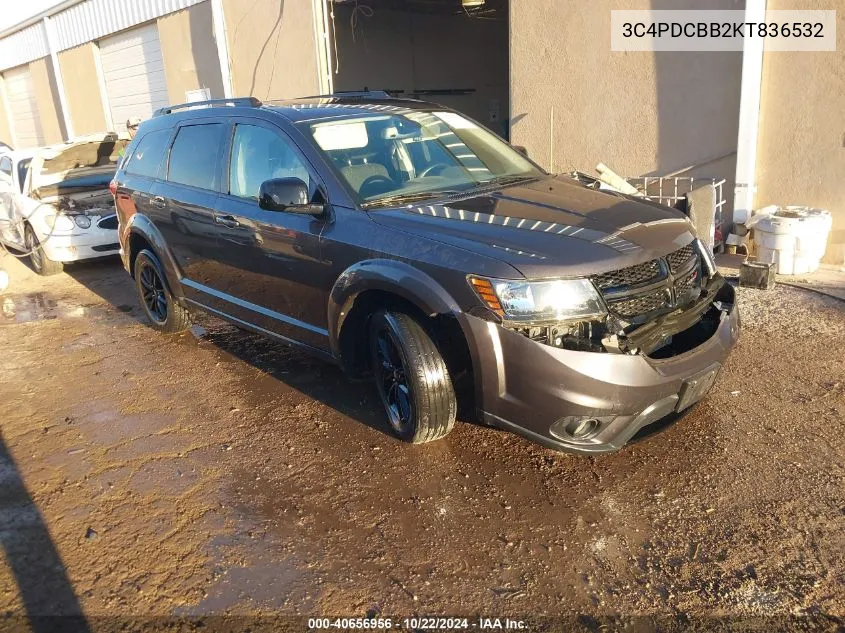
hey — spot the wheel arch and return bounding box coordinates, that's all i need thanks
[329,260,476,415]
[124,214,184,300]
[329,259,458,356]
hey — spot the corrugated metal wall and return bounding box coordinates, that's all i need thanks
[0,0,206,71]
[51,0,204,51]
[0,22,49,71]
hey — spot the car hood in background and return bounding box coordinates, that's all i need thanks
[31,133,129,195]
[367,175,697,279]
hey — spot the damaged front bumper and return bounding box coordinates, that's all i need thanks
[461,281,739,454]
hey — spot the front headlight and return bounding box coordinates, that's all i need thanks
[73,215,92,229]
[469,276,606,322]
[44,213,76,231]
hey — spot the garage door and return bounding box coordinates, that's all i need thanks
[3,66,44,149]
[99,24,170,133]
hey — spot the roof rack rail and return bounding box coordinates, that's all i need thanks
[301,90,393,100]
[153,97,262,117]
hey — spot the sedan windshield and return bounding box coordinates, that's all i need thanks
[299,110,543,206]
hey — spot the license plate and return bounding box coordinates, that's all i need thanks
[676,364,721,411]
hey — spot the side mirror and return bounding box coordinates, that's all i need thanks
[512,145,529,157]
[258,178,324,215]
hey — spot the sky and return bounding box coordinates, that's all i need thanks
[0,0,62,31]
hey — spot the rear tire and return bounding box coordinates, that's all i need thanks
[369,310,456,444]
[134,249,191,333]
[25,224,63,276]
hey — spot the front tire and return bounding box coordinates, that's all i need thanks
[134,249,191,333]
[369,310,456,444]
[25,224,63,276]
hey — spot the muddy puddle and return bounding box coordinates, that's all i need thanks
[2,254,841,619]
[0,293,94,324]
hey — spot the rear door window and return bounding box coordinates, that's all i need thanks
[125,129,171,179]
[168,123,226,191]
[0,157,11,180]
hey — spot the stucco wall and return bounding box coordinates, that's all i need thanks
[222,0,320,100]
[510,0,743,214]
[755,1,845,266]
[28,57,65,145]
[58,43,108,136]
[157,1,225,103]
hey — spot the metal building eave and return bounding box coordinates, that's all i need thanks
[0,22,50,72]
[0,0,84,40]
[0,0,206,72]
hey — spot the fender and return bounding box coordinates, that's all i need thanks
[123,213,185,300]
[328,259,463,359]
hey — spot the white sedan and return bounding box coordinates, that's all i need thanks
[0,133,129,275]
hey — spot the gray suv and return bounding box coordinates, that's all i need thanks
[112,93,739,454]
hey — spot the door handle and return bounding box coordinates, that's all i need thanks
[150,196,166,209]
[214,214,240,228]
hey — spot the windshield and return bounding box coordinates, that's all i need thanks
[299,110,543,206]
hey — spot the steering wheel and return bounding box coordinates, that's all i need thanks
[418,163,451,177]
[358,175,395,199]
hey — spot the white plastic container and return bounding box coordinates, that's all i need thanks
[748,205,833,275]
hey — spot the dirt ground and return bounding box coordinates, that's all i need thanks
[0,252,843,631]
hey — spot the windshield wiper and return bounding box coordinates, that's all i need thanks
[362,190,462,209]
[362,176,540,209]
[478,174,540,188]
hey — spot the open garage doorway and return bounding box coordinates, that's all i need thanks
[327,0,510,139]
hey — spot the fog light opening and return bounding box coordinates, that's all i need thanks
[565,417,599,439]
[549,415,612,442]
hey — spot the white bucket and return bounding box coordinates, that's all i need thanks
[749,205,832,275]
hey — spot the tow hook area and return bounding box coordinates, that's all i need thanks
[638,281,735,359]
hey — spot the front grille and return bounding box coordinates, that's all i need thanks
[608,290,668,318]
[593,241,702,321]
[97,214,118,230]
[591,259,661,290]
[674,268,700,293]
[666,243,695,272]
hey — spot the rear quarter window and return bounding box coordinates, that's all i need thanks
[125,130,171,179]
[167,124,226,190]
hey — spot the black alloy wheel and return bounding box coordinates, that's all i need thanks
[133,249,191,333]
[138,259,168,324]
[375,326,414,433]
[368,310,456,444]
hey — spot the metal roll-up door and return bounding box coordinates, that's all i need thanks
[99,23,170,133]
[3,66,44,149]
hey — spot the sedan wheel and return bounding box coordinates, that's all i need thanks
[24,225,63,276]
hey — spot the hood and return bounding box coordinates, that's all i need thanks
[367,175,697,279]
[30,133,128,197]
